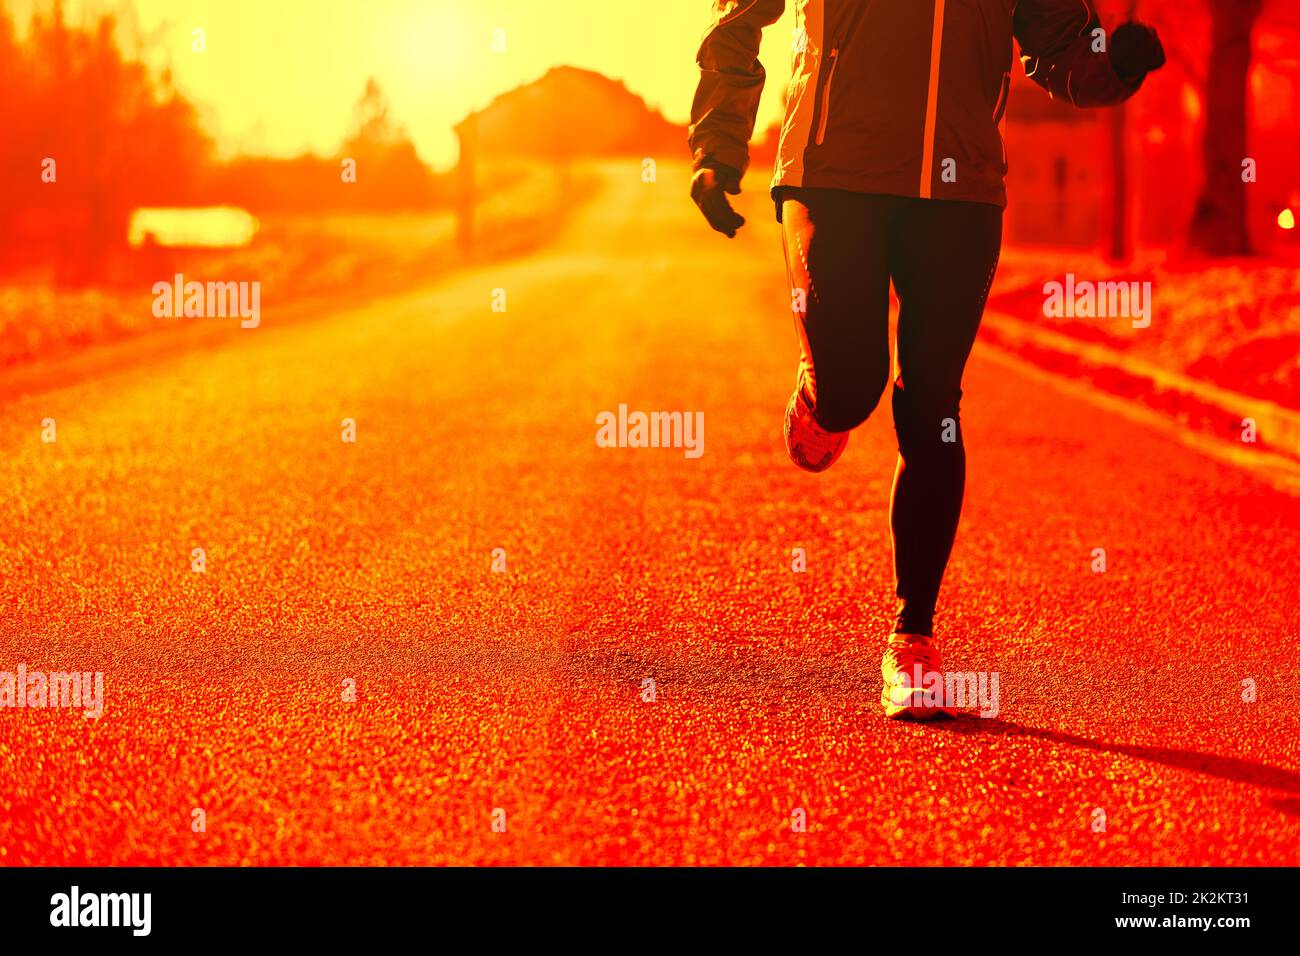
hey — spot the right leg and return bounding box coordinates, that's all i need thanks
[779,188,894,435]
[887,199,1002,639]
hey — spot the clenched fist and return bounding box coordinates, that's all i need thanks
[690,164,745,239]
[1109,21,1165,82]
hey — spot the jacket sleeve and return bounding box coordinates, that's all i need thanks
[1014,0,1142,107]
[687,0,786,174]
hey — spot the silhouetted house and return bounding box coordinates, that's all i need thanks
[1002,30,1300,252]
[1002,71,1106,247]
[452,66,685,248]
[453,65,684,163]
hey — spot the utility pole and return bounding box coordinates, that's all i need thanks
[455,112,477,253]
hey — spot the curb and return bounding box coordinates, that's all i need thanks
[980,311,1300,465]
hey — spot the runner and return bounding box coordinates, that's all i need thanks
[688,0,1164,718]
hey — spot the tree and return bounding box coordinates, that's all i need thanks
[1107,0,1138,262]
[1187,0,1264,255]
[340,78,438,209]
[0,4,211,280]
[344,78,406,152]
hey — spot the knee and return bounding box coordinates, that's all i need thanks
[811,370,889,433]
[892,382,964,454]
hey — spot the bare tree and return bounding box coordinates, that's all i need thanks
[1107,0,1138,262]
[1187,0,1264,255]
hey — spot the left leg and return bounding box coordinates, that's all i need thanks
[886,199,1003,639]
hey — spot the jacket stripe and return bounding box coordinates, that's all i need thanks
[918,0,946,199]
[814,47,839,146]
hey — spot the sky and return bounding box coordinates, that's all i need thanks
[18,0,798,170]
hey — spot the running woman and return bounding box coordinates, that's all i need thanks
[688,1,1164,718]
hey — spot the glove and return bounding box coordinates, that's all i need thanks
[690,163,745,238]
[1109,21,1165,82]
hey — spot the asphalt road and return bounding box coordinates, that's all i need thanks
[2,162,1298,865]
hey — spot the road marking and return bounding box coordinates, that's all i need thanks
[977,344,1300,496]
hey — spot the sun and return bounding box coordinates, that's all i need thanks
[367,1,496,167]
[385,3,476,91]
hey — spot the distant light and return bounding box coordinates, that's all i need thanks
[1280,208,1296,231]
[128,207,259,249]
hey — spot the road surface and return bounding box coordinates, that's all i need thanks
[2,162,1298,865]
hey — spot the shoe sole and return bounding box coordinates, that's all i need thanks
[880,685,957,721]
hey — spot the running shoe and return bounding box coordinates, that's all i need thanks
[881,633,956,720]
[784,387,849,473]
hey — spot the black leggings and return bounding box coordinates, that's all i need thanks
[779,188,1002,636]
